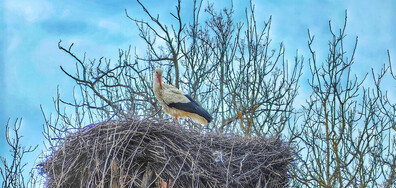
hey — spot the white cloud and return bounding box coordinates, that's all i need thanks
[61,8,72,17]
[98,20,121,33]
[6,34,21,53]
[4,0,54,25]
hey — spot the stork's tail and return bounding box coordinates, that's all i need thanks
[168,95,213,124]
[193,104,213,123]
[184,95,213,123]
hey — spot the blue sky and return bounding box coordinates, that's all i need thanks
[1,0,395,183]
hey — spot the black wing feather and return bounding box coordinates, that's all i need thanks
[168,95,213,123]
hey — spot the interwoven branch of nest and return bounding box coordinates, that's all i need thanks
[40,119,291,188]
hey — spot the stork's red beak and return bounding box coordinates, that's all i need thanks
[157,75,162,89]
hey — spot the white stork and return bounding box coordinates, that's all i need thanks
[153,68,213,125]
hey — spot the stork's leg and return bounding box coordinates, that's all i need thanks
[173,115,179,126]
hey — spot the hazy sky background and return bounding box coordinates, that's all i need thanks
[1,0,395,183]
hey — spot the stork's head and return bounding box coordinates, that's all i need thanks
[154,68,163,88]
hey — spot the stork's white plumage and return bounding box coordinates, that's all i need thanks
[153,68,213,125]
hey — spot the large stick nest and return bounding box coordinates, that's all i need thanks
[39,119,292,187]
